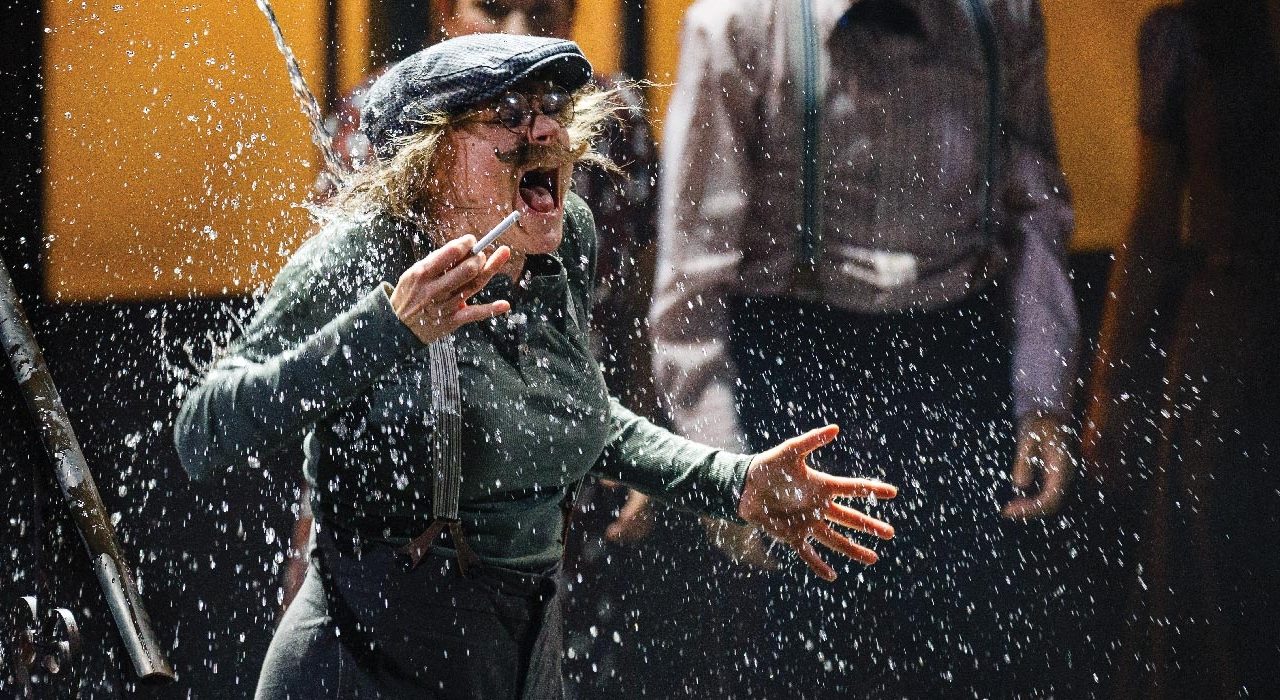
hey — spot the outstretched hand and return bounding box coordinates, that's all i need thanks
[737,425,897,581]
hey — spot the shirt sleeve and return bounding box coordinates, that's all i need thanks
[649,2,755,451]
[173,227,422,481]
[594,398,753,522]
[1001,0,1081,418]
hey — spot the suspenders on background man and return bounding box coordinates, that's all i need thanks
[789,0,1004,297]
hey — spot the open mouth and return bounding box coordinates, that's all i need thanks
[518,167,559,214]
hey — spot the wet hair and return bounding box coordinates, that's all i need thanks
[314,80,624,225]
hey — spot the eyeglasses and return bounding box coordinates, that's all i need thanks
[485,87,575,132]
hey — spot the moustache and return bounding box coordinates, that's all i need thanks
[494,141,576,169]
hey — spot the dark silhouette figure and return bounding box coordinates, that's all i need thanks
[1084,2,1280,696]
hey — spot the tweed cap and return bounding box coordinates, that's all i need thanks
[361,33,592,160]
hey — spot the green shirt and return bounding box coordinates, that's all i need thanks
[174,195,751,570]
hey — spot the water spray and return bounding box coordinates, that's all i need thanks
[253,0,351,189]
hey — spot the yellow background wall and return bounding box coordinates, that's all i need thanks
[44,1,332,301]
[573,0,623,77]
[43,0,1162,301]
[1042,0,1168,250]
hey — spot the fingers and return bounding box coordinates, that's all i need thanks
[1002,494,1049,519]
[414,234,476,279]
[1001,468,1068,520]
[1004,460,1071,520]
[450,300,511,327]
[820,474,898,500]
[417,255,487,310]
[399,241,513,324]
[1003,425,1075,519]
[776,424,840,461]
[1037,478,1068,516]
[606,491,654,544]
[480,245,511,276]
[1000,497,1029,518]
[811,523,879,566]
[453,246,512,301]
[395,236,478,317]
[447,247,513,326]
[704,520,781,570]
[1011,429,1037,490]
[791,537,837,582]
[825,501,894,539]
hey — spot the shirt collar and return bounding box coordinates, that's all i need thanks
[828,0,929,39]
[820,0,862,40]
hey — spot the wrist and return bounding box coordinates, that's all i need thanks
[1017,408,1073,431]
[735,455,761,522]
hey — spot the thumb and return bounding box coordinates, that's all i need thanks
[1011,431,1036,490]
[773,424,840,461]
[606,492,653,543]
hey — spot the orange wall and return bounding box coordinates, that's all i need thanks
[339,0,374,96]
[1042,0,1168,250]
[644,0,691,122]
[43,1,333,302]
[574,0,623,77]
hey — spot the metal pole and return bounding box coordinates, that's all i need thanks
[0,255,175,684]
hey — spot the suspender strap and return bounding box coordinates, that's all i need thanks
[397,325,481,577]
[559,478,587,543]
[789,0,828,296]
[427,335,463,521]
[397,517,482,576]
[962,0,1002,243]
[402,323,581,577]
[788,0,1002,293]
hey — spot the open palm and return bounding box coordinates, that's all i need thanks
[737,425,898,581]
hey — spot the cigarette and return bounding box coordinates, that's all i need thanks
[472,211,521,255]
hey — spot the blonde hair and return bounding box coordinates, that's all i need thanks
[316,81,627,224]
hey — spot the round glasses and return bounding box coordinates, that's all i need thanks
[489,87,575,132]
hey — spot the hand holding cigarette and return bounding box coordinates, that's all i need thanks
[390,212,520,345]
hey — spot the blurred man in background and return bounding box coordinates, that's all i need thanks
[652,0,1080,695]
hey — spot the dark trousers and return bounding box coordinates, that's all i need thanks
[729,292,1064,698]
[257,525,565,699]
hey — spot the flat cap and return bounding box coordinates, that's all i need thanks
[361,33,592,160]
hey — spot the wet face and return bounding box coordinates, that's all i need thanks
[427,85,575,256]
[436,0,575,40]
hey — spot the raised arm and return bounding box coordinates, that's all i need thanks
[174,225,508,481]
[594,399,752,520]
[596,403,897,581]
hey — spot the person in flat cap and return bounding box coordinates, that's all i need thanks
[175,33,898,699]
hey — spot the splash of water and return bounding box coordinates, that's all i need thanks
[253,0,350,190]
